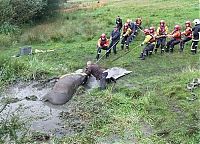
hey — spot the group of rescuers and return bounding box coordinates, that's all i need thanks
[84,17,200,90]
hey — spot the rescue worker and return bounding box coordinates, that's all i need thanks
[191,19,200,54]
[121,23,132,51]
[149,26,157,54]
[134,17,143,35]
[85,61,108,90]
[180,21,192,52]
[126,19,136,43]
[116,16,123,31]
[155,20,168,53]
[166,25,182,53]
[109,26,120,54]
[139,29,156,60]
[96,33,110,60]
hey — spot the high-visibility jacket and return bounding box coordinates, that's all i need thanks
[170,30,181,40]
[157,26,168,36]
[142,34,156,45]
[97,38,109,47]
[182,27,192,38]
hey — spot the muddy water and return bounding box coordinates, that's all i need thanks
[0,81,74,137]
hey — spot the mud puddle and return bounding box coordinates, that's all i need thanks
[0,81,83,137]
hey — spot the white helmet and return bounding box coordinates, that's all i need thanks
[193,19,200,25]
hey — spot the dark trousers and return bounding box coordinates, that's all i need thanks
[180,37,192,51]
[96,46,109,60]
[140,43,155,59]
[99,72,108,90]
[156,37,166,52]
[166,38,180,52]
[109,39,119,54]
[121,36,128,50]
[191,40,199,54]
[126,33,135,45]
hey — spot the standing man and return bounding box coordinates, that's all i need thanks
[109,26,121,55]
[121,23,132,51]
[155,20,168,54]
[166,25,182,53]
[180,21,192,52]
[191,19,200,54]
[96,33,110,60]
[116,16,123,31]
[85,61,108,90]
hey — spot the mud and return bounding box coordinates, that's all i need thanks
[0,81,76,137]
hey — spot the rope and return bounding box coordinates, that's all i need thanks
[110,44,141,63]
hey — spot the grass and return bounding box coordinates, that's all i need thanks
[0,0,200,143]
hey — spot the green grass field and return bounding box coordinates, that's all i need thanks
[0,0,200,143]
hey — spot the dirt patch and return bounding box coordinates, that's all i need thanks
[62,0,107,13]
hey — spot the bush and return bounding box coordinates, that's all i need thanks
[0,0,62,26]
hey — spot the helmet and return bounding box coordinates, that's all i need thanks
[143,29,150,35]
[160,20,165,26]
[149,26,155,33]
[87,61,92,66]
[193,19,200,25]
[185,21,191,27]
[136,17,142,24]
[174,25,181,31]
[101,33,106,40]
[127,19,131,23]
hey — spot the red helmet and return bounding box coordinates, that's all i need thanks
[136,17,142,24]
[143,29,150,35]
[185,21,191,27]
[174,25,181,31]
[160,20,165,26]
[101,33,106,39]
[149,26,155,33]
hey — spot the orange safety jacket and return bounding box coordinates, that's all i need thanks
[170,30,181,40]
[182,27,192,38]
[98,38,109,47]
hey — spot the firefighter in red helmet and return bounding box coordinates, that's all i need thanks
[121,23,132,51]
[139,28,156,60]
[166,25,182,53]
[155,20,168,54]
[179,21,192,52]
[96,33,110,60]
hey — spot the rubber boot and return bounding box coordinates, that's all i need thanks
[121,44,124,50]
[169,48,173,53]
[138,53,143,58]
[154,48,157,54]
[125,45,129,51]
[96,54,100,60]
[161,45,165,54]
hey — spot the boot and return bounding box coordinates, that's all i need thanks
[126,45,129,51]
[169,48,173,53]
[138,53,143,58]
[154,48,157,54]
[96,54,100,60]
[121,44,124,50]
[141,56,145,60]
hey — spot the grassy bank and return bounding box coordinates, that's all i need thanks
[0,0,200,143]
